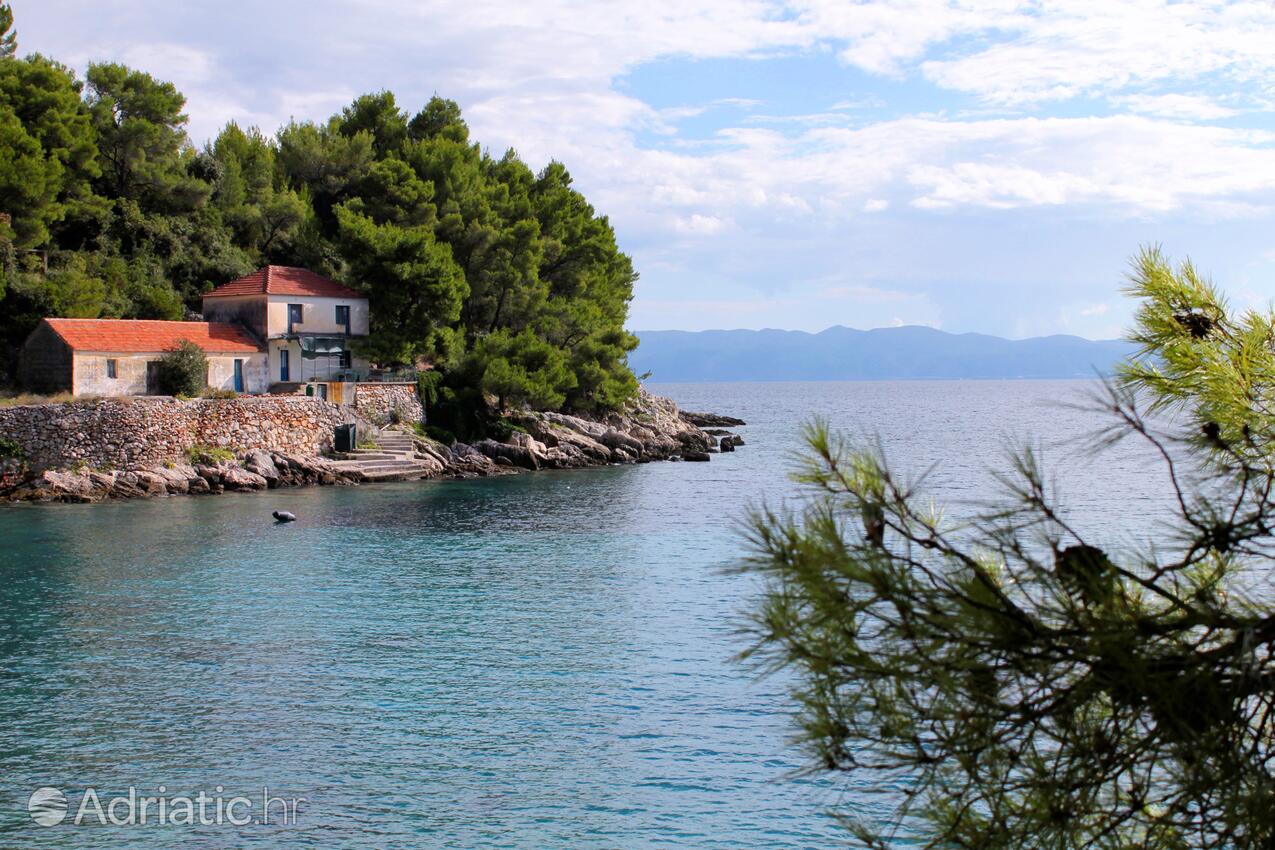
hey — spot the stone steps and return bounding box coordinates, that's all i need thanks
[326,429,430,480]
[328,458,433,481]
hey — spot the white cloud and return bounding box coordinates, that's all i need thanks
[1115,93,1237,121]
[671,214,729,235]
[1079,302,1109,317]
[864,198,889,212]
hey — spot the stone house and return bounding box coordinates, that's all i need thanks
[201,266,371,389]
[18,266,374,399]
[19,319,267,396]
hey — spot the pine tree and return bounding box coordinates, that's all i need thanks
[0,3,16,59]
[743,248,1275,849]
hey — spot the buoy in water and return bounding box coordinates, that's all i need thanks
[273,510,297,523]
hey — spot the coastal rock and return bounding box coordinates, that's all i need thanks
[475,438,540,471]
[600,428,644,458]
[682,411,746,427]
[683,451,712,462]
[133,470,171,497]
[718,438,735,452]
[222,466,269,492]
[242,449,281,486]
[7,469,100,502]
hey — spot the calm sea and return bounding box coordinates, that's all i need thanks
[0,380,1176,848]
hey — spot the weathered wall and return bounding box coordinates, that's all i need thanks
[0,396,356,472]
[354,383,424,425]
[17,322,72,394]
[201,294,269,340]
[206,353,270,395]
[71,352,270,397]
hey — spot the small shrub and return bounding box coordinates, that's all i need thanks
[388,405,403,425]
[186,444,234,465]
[156,340,208,397]
[203,388,239,399]
[0,437,22,459]
[356,438,378,450]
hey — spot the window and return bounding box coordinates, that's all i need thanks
[233,359,244,393]
[339,351,352,370]
[335,305,350,334]
[287,303,303,333]
[280,349,290,382]
[106,359,117,379]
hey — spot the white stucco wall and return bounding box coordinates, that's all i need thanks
[265,295,370,338]
[207,353,270,394]
[72,352,269,397]
[74,353,152,396]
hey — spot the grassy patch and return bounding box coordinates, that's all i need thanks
[0,390,77,407]
[186,444,235,465]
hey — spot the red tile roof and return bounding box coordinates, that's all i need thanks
[202,265,362,299]
[44,319,263,354]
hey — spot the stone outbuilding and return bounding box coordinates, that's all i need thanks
[18,318,268,396]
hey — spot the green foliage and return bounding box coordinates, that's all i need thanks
[0,436,22,459]
[85,63,208,210]
[472,328,576,412]
[743,248,1275,849]
[155,339,207,396]
[0,12,638,416]
[0,3,14,59]
[0,55,104,248]
[186,443,233,465]
[421,424,455,445]
[335,201,467,365]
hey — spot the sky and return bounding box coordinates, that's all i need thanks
[14,0,1275,339]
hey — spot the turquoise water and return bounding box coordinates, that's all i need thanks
[0,381,1173,847]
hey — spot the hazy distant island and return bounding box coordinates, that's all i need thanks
[631,325,1137,382]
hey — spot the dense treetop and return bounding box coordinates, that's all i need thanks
[0,8,639,421]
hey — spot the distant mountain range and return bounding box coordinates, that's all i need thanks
[630,326,1137,382]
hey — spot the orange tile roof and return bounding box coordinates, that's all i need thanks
[44,319,263,354]
[202,265,363,299]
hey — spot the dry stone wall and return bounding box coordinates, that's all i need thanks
[354,383,424,425]
[0,396,356,472]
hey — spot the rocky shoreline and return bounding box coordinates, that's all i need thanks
[0,389,746,504]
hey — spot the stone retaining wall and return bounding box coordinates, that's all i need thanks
[354,382,424,425]
[0,396,356,472]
